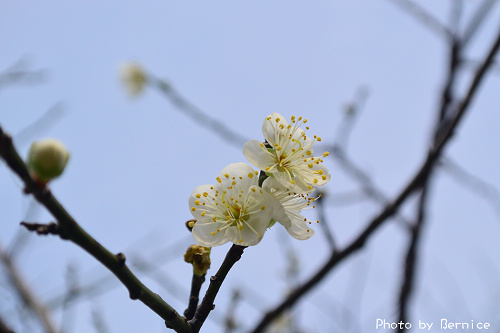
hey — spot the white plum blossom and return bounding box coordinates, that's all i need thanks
[189,162,290,247]
[243,113,331,193]
[263,177,319,240]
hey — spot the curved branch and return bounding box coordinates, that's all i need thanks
[249,24,500,333]
[0,129,190,333]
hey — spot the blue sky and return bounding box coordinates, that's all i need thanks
[1,2,499,332]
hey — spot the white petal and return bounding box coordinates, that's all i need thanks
[272,171,304,193]
[243,141,276,171]
[311,163,331,187]
[293,176,316,193]
[189,184,219,220]
[192,221,229,247]
[262,176,289,192]
[225,208,270,246]
[262,113,287,146]
[284,211,315,240]
[264,191,292,229]
[217,162,258,189]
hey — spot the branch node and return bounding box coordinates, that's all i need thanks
[20,221,62,237]
[129,289,140,300]
[115,252,126,267]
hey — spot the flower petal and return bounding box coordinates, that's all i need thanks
[225,208,270,246]
[262,112,288,146]
[217,162,259,190]
[243,141,276,172]
[192,221,229,247]
[283,211,315,240]
[189,184,219,220]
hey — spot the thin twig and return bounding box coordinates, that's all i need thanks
[14,102,66,147]
[440,157,500,219]
[224,290,241,333]
[449,0,463,36]
[0,243,59,333]
[331,145,413,229]
[151,78,248,148]
[189,245,246,333]
[315,191,337,251]
[385,0,453,41]
[335,86,369,149]
[184,274,206,321]
[462,0,498,47]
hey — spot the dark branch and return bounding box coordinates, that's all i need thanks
[397,184,430,329]
[0,313,15,333]
[249,24,500,333]
[0,127,190,333]
[20,222,64,237]
[184,274,206,321]
[189,245,246,333]
[385,0,453,41]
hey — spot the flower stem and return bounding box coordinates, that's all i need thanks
[184,274,206,320]
[189,245,246,332]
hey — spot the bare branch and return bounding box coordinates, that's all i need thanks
[224,290,241,333]
[385,0,453,40]
[189,245,246,333]
[151,77,248,148]
[397,184,430,329]
[0,128,190,333]
[14,102,66,147]
[249,24,500,333]
[440,157,500,219]
[335,86,370,150]
[0,243,59,333]
[315,191,337,252]
[184,274,206,321]
[0,313,15,333]
[462,0,498,47]
[0,61,46,92]
[331,145,413,229]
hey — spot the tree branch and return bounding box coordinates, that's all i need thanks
[385,0,453,41]
[151,77,249,148]
[0,243,59,333]
[397,183,430,329]
[0,313,15,333]
[184,274,206,321]
[189,245,246,333]
[249,23,500,333]
[0,128,190,333]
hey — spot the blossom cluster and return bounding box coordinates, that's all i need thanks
[189,113,331,247]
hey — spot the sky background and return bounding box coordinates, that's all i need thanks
[1,1,500,332]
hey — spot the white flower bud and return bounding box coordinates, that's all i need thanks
[119,62,146,96]
[27,138,70,183]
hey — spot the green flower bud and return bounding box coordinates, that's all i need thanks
[27,138,70,183]
[184,245,211,277]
